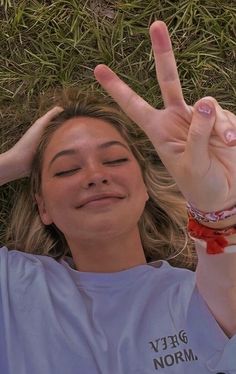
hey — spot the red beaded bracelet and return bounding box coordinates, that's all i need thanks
[187,217,236,254]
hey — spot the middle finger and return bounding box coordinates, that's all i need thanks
[150,21,185,108]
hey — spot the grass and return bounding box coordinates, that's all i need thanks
[0,0,235,241]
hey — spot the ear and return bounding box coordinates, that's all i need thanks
[35,193,53,225]
[145,189,149,203]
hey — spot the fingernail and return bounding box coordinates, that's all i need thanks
[197,102,212,116]
[224,129,236,143]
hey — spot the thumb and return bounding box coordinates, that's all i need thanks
[185,99,216,164]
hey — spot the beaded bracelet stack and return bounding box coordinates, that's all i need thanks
[186,202,236,254]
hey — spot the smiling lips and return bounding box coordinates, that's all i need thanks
[78,193,125,208]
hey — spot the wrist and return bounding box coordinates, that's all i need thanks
[187,218,236,254]
[187,201,236,229]
[0,151,26,185]
[200,216,236,230]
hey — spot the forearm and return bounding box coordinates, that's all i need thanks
[195,238,236,338]
[0,151,24,186]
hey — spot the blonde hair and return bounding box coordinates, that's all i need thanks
[5,90,197,270]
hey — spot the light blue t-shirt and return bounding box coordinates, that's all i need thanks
[0,246,235,374]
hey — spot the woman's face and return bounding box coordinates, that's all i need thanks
[36,116,149,242]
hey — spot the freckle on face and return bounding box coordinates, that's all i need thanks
[43,117,132,173]
[37,117,148,240]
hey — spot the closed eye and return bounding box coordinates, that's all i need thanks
[54,168,81,176]
[54,158,128,176]
[104,158,129,165]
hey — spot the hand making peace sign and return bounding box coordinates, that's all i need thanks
[94,21,236,213]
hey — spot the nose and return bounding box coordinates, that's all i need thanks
[82,164,111,189]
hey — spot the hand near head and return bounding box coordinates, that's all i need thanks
[3,107,63,180]
[94,21,236,212]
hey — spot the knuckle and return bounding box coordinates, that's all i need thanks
[189,127,203,141]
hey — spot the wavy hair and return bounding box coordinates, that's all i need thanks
[5,89,197,270]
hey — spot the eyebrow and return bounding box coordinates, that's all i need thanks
[48,140,130,168]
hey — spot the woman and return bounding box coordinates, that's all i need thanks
[0,21,235,373]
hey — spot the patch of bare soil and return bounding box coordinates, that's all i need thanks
[89,0,116,19]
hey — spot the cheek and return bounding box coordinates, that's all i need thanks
[42,180,74,211]
[133,167,148,193]
[129,169,149,206]
[40,181,76,233]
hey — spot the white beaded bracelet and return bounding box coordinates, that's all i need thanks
[186,202,236,223]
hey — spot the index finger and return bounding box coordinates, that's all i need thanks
[94,64,156,132]
[150,21,185,108]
